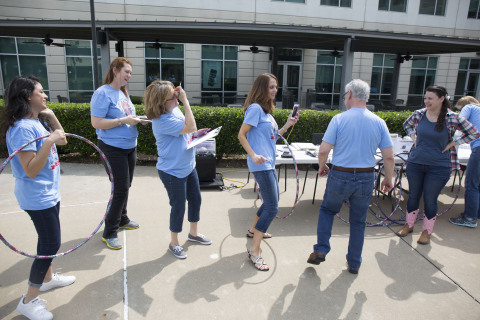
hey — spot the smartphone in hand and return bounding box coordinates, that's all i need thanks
[291,104,300,120]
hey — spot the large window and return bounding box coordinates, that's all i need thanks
[379,0,407,12]
[315,50,343,107]
[454,58,480,103]
[201,45,238,104]
[272,0,305,3]
[407,56,438,106]
[370,54,396,104]
[419,0,446,16]
[320,0,351,7]
[0,37,49,97]
[144,43,184,88]
[65,40,102,103]
[468,0,480,19]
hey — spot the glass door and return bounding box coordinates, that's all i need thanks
[275,63,302,108]
[465,71,480,98]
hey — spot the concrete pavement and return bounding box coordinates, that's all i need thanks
[0,162,479,319]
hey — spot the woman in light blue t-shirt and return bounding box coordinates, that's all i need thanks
[238,73,298,271]
[144,80,212,260]
[2,76,75,319]
[90,57,147,250]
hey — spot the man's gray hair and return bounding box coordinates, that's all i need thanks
[345,79,370,101]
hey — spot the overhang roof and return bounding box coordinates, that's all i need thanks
[0,20,479,55]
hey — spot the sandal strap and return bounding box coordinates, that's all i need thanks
[250,253,268,270]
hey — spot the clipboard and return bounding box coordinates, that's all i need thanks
[187,126,222,149]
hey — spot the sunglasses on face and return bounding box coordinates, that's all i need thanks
[166,91,179,101]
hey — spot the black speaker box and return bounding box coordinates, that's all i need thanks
[196,153,216,182]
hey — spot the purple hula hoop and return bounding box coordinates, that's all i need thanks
[0,133,114,259]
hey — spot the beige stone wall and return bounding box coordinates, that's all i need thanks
[1,0,478,37]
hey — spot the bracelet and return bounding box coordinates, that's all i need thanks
[117,118,123,126]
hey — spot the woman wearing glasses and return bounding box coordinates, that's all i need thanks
[144,80,211,259]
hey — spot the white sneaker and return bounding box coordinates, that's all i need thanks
[16,295,53,320]
[39,273,76,292]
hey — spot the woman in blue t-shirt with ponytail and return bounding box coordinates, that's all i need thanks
[90,57,145,250]
[2,76,76,320]
[238,73,298,271]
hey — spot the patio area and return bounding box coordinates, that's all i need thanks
[0,162,479,319]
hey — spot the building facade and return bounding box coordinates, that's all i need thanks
[0,0,479,108]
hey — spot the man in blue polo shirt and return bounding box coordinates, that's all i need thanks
[307,79,395,274]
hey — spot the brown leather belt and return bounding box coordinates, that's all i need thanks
[332,166,375,173]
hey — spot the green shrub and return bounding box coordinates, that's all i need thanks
[0,101,412,158]
[130,96,144,105]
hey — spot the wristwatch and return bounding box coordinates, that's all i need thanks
[117,118,123,126]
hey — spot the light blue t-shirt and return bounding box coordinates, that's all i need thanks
[6,119,61,210]
[243,103,278,172]
[324,108,392,168]
[90,84,138,149]
[460,104,480,150]
[153,107,195,178]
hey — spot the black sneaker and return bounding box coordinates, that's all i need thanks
[346,262,359,274]
[449,215,477,228]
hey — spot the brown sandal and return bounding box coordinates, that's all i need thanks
[247,250,269,271]
[246,229,273,239]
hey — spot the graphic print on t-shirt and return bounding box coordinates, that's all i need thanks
[49,144,60,170]
[268,114,278,140]
[118,94,135,116]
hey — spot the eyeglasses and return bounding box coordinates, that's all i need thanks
[166,91,178,101]
[341,91,349,100]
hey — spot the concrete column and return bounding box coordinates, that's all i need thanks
[339,38,354,111]
[389,55,401,107]
[99,31,111,83]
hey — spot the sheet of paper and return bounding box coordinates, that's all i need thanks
[291,143,317,150]
[187,126,222,149]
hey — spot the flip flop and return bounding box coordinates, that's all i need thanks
[247,250,269,271]
[246,229,273,239]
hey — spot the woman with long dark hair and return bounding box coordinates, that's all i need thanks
[396,86,479,244]
[1,76,75,320]
[90,57,146,250]
[238,73,298,271]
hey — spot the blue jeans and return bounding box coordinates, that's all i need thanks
[464,147,480,220]
[314,169,375,270]
[253,170,279,233]
[406,162,451,220]
[26,202,61,287]
[98,140,136,239]
[158,169,201,233]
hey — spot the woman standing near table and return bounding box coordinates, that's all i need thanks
[2,76,75,320]
[90,57,144,250]
[449,96,480,228]
[396,86,479,244]
[238,73,298,271]
[144,80,211,259]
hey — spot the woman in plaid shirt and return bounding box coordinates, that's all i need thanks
[396,85,479,245]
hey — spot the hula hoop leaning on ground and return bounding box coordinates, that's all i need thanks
[0,133,114,259]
